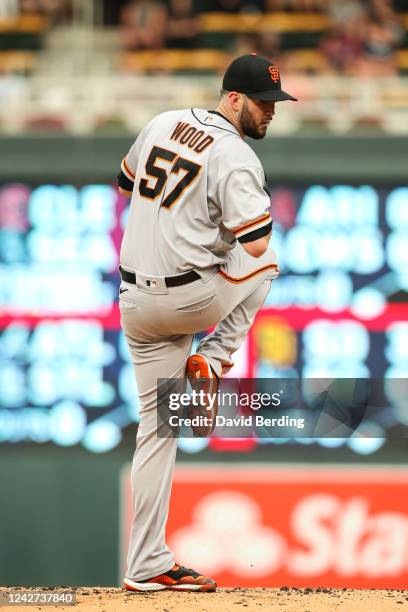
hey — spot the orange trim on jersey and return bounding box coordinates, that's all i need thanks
[122,158,135,180]
[218,264,279,284]
[232,214,271,236]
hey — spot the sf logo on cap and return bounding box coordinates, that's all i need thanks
[268,66,280,83]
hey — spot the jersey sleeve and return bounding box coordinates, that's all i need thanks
[117,136,143,192]
[217,167,272,244]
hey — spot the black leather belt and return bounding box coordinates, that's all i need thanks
[119,266,200,288]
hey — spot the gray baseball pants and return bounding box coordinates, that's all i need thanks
[120,243,278,582]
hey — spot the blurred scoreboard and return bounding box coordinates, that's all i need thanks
[0,182,407,454]
[256,184,408,379]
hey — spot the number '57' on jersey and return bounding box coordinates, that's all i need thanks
[138,146,201,209]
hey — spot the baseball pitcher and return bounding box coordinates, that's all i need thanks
[116,54,297,593]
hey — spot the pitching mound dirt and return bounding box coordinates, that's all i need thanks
[1,587,408,611]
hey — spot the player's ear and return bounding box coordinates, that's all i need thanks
[228,91,242,112]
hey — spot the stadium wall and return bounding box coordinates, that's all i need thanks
[1,135,408,181]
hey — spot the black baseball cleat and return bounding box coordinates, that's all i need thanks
[123,563,217,592]
[186,354,219,437]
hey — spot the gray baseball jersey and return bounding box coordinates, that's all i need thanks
[118,108,272,276]
[118,107,280,584]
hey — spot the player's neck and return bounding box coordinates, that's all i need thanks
[214,102,244,138]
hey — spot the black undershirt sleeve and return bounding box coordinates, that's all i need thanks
[117,170,134,192]
[238,221,272,244]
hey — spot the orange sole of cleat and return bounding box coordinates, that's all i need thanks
[186,354,215,380]
[186,354,219,437]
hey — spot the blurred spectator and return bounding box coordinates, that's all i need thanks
[369,0,403,45]
[321,24,400,76]
[166,0,199,49]
[355,16,399,76]
[322,0,404,76]
[120,0,168,50]
[232,32,259,56]
[320,21,365,74]
[231,30,282,71]
[254,29,281,58]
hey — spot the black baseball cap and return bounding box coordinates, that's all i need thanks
[222,54,297,102]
